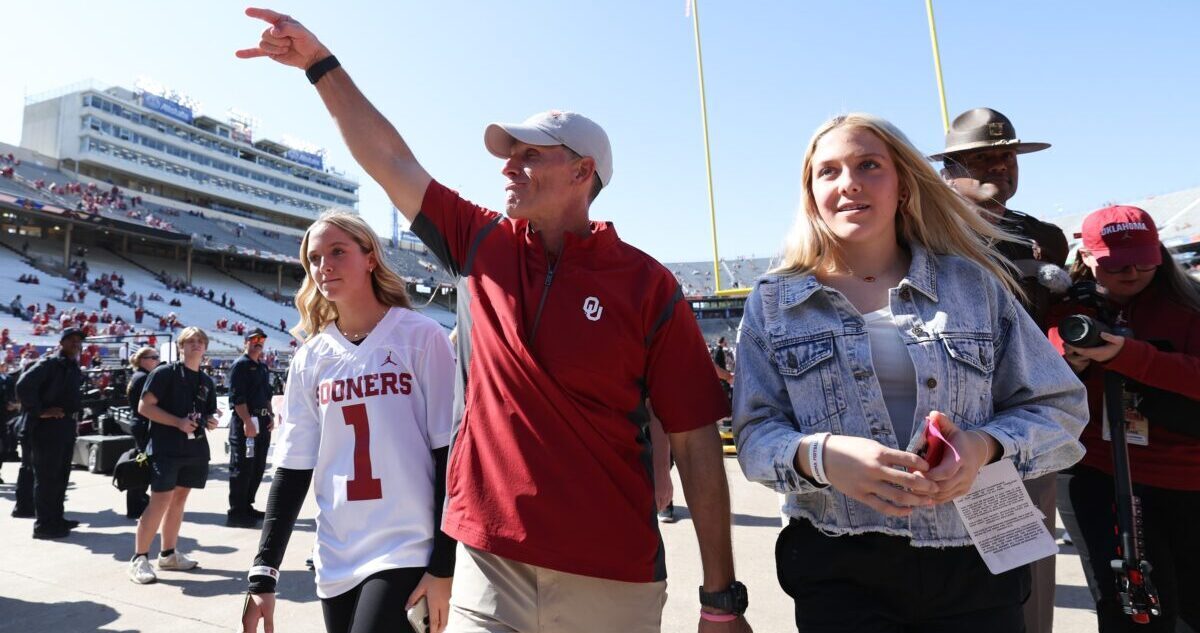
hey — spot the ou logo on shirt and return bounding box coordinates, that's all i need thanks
[582,296,604,322]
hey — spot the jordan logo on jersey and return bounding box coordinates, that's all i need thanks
[381,351,399,367]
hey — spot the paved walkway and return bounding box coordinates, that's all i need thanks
[0,430,1099,632]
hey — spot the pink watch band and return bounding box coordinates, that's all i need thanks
[700,611,739,623]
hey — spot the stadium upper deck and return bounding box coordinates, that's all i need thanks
[0,141,456,289]
[21,81,357,230]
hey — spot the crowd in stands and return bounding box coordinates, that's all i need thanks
[157,271,204,297]
[158,312,182,331]
[0,153,182,234]
[148,271,295,345]
[37,181,144,217]
[215,318,251,336]
[58,285,88,303]
[89,271,127,297]
[16,274,40,285]
[2,329,161,371]
[2,338,39,365]
[1,152,20,179]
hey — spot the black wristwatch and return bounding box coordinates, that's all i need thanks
[699,580,748,615]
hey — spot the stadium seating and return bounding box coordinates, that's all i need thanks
[1055,185,1200,252]
[661,257,775,297]
[1,237,250,353]
[0,230,460,365]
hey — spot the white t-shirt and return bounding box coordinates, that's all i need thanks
[275,307,454,598]
[865,306,918,444]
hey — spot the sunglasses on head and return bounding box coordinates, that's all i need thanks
[1100,263,1157,274]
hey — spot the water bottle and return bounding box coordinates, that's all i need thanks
[246,436,256,459]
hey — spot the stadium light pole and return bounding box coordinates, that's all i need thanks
[925,0,951,132]
[689,0,748,298]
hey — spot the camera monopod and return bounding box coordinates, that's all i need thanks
[1102,367,1160,624]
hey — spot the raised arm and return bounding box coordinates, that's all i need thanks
[237,7,432,218]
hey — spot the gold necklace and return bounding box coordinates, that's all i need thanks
[338,308,388,341]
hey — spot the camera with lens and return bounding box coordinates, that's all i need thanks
[1058,314,1112,348]
[1057,281,1128,347]
[1060,281,1200,439]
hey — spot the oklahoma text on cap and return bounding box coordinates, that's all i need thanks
[1080,205,1162,268]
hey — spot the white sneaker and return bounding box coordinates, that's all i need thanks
[128,555,157,584]
[158,551,198,571]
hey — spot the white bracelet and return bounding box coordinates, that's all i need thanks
[808,432,832,486]
[248,565,279,582]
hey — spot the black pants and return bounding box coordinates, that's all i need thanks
[1,415,19,463]
[13,428,34,515]
[320,567,424,633]
[30,418,76,532]
[776,518,1029,632]
[228,423,270,515]
[1056,465,1200,633]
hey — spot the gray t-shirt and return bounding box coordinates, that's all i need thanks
[865,306,918,444]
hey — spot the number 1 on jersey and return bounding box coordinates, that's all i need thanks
[342,403,383,501]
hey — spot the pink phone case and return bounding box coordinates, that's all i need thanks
[921,415,960,468]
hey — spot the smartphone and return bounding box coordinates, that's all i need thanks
[406,596,430,633]
[917,416,946,468]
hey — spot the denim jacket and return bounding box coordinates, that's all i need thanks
[733,244,1087,546]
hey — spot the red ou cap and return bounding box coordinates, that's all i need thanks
[1080,205,1162,268]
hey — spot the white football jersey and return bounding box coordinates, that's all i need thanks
[275,307,453,598]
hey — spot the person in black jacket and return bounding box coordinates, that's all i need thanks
[226,328,274,528]
[0,361,20,483]
[15,328,84,539]
[124,346,160,519]
[9,359,35,518]
[128,327,218,584]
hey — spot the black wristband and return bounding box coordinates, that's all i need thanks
[306,55,340,85]
[247,468,312,594]
[248,578,277,594]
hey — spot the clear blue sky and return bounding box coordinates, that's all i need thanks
[3,1,1198,262]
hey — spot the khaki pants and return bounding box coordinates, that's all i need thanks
[1023,473,1057,633]
[446,545,668,633]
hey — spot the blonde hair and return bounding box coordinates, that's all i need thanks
[293,210,413,341]
[128,346,158,370]
[175,326,208,352]
[775,113,1023,299]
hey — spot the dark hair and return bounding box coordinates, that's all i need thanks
[1070,243,1200,312]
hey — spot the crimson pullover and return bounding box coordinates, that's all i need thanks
[1048,285,1200,490]
[411,181,730,582]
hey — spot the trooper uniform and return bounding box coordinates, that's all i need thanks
[15,329,84,538]
[931,108,1068,633]
[226,328,273,525]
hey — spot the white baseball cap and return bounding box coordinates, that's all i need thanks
[484,110,613,187]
